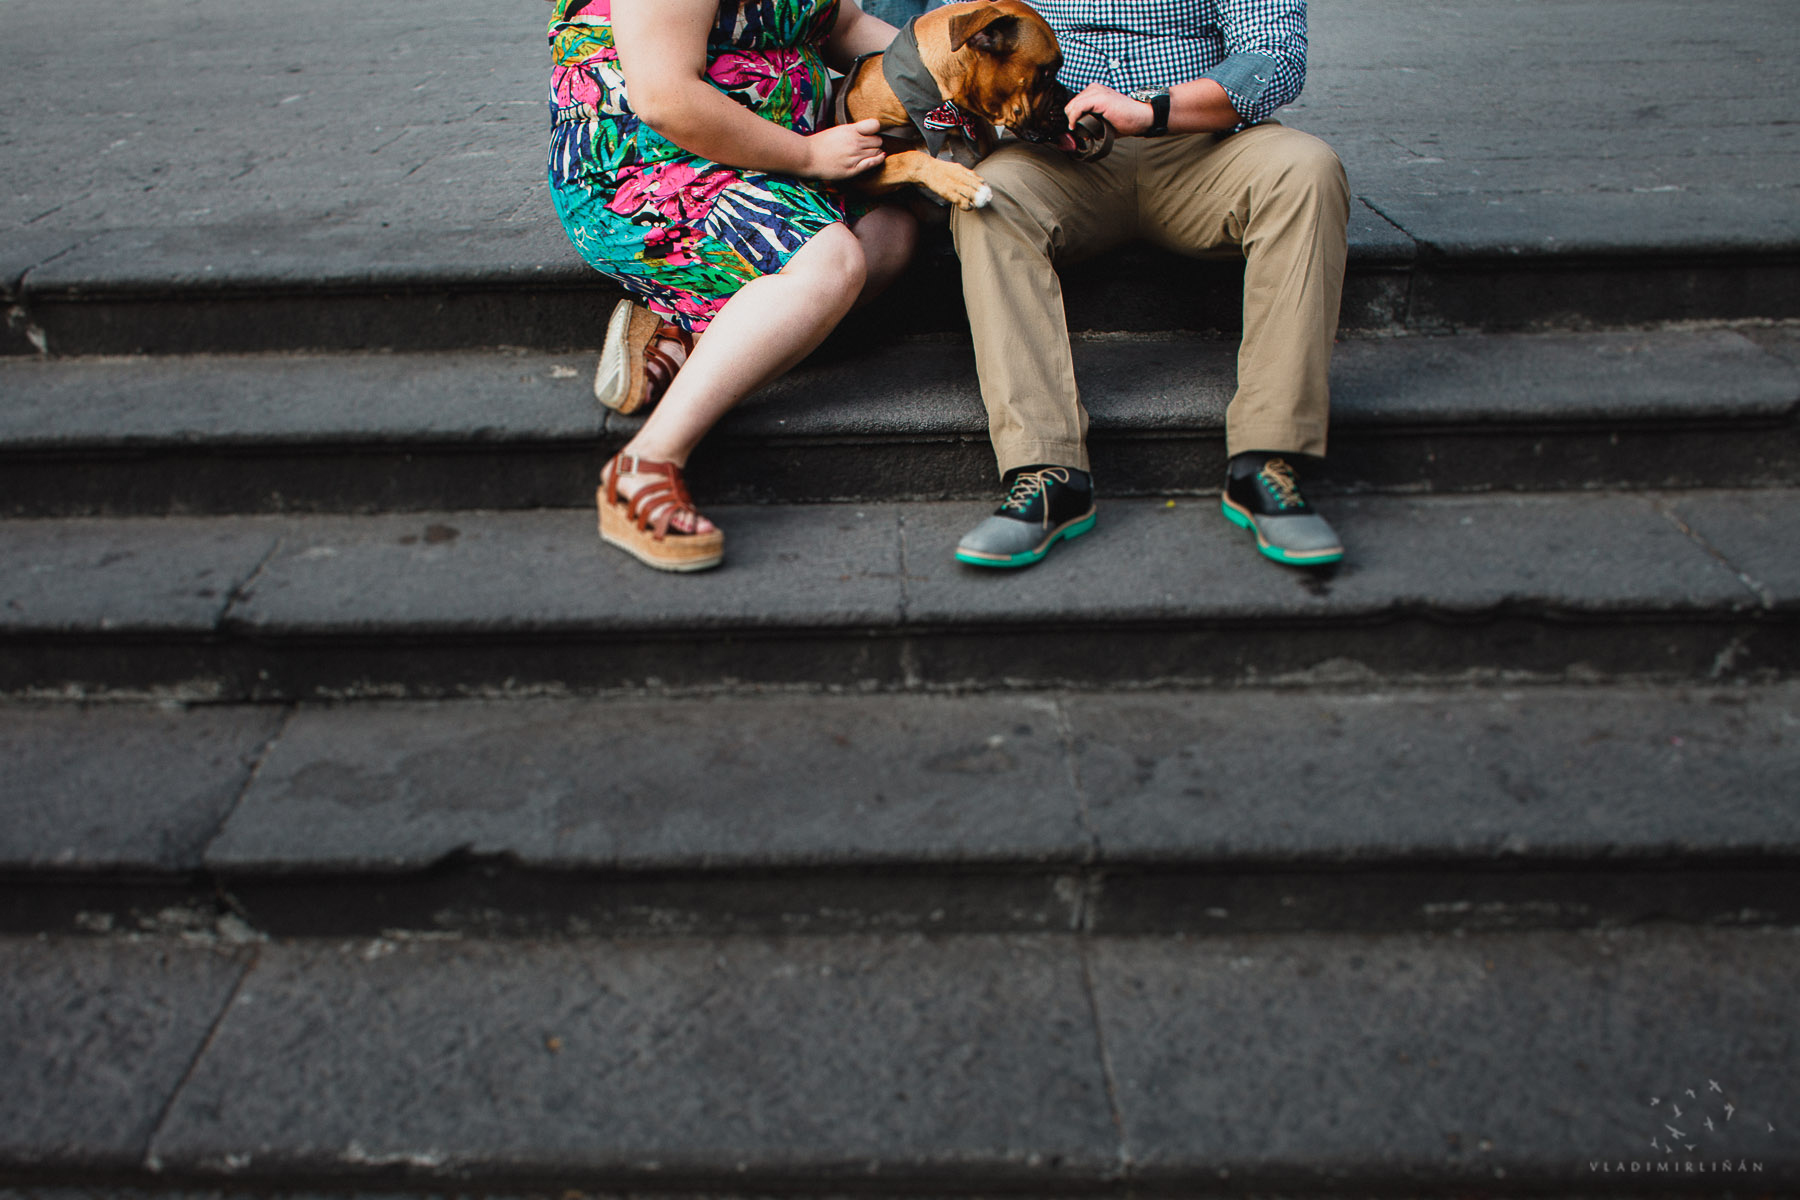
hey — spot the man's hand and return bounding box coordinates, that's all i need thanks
[804,118,886,180]
[1064,79,1245,138]
[1064,83,1156,137]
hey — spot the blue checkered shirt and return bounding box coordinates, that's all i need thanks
[937,0,1307,126]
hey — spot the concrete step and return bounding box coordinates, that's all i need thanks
[2,927,1795,1193]
[0,489,1794,700]
[3,683,1797,940]
[4,327,1797,516]
[8,213,1800,357]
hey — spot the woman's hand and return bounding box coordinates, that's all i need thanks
[803,118,886,179]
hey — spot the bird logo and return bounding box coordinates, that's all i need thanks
[1643,1078,1778,1158]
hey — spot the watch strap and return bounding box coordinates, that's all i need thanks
[1132,89,1171,137]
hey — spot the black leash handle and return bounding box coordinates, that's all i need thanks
[1069,112,1115,162]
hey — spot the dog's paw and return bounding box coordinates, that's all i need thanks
[930,161,993,211]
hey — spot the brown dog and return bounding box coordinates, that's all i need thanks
[838,0,1075,211]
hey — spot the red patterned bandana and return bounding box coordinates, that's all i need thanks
[922,101,972,132]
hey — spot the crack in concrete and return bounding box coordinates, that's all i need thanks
[140,942,260,1174]
[198,705,297,873]
[1654,497,1777,611]
[1053,696,1102,880]
[216,528,286,629]
[894,508,911,624]
[1077,936,1133,1180]
[896,510,922,688]
[1358,195,1427,246]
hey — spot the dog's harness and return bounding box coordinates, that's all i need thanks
[834,22,983,168]
[831,15,1115,178]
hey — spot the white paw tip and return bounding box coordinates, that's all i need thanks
[972,185,993,208]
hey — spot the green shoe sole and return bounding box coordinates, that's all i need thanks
[955,510,1098,569]
[1220,497,1343,566]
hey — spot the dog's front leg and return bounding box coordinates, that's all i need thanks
[869,149,993,210]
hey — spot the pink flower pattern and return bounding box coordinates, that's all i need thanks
[546,0,855,331]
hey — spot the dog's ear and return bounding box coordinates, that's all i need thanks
[948,6,1022,55]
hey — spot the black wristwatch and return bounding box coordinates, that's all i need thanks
[1129,88,1171,137]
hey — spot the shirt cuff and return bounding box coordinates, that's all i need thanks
[1199,50,1282,127]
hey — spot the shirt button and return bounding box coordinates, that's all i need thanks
[1107,57,1121,69]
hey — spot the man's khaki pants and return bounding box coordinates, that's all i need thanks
[949,122,1350,476]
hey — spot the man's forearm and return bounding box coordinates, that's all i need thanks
[1063,78,1244,139]
[1163,78,1244,135]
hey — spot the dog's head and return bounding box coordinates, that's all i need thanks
[943,1,1069,145]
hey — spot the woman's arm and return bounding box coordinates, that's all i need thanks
[823,0,898,70]
[610,0,884,179]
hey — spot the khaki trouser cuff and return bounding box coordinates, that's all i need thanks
[1226,421,1330,461]
[994,440,1091,479]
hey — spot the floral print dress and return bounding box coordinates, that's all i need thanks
[548,0,858,332]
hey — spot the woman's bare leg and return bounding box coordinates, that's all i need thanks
[641,201,914,374]
[616,208,916,531]
[851,202,917,307]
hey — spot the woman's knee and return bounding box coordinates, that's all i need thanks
[784,222,867,298]
[858,204,919,268]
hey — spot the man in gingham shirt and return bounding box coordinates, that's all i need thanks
[946,0,1351,571]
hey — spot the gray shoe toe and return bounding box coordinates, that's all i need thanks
[957,515,1042,557]
[1254,511,1343,555]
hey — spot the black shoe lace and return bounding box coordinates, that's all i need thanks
[1000,467,1073,522]
[1258,458,1304,511]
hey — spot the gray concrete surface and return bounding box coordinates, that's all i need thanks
[208,681,1800,873]
[5,327,1792,452]
[2,682,1793,930]
[2,0,1795,285]
[210,693,1087,870]
[0,516,280,634]
[0,490,1780,634]
[2,491,1789,697]
[0,350,598,447]
[151,935,1117,1181]
[1325,328,1800,425]
[0,938,249,1169]
[0,704,282,870]
[1093,927,1800,1182]
[1067,684,1800,861]
[4,928,1793,1187]
[0,491,1773,642]
[226,506,904,635]
[1670,490,1800,611]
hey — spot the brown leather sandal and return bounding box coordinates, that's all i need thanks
[597,452,724,572]
[594,299,695,416]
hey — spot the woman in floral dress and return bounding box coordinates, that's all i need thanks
[548,0,915,571]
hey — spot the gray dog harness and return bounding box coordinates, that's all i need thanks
[834,20,983,168]
[831,15,1114,178]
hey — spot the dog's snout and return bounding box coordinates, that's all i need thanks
[1013,82,1071,143]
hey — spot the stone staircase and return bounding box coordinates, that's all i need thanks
[6,1,1800,1188]
[4,210,1798,1196]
